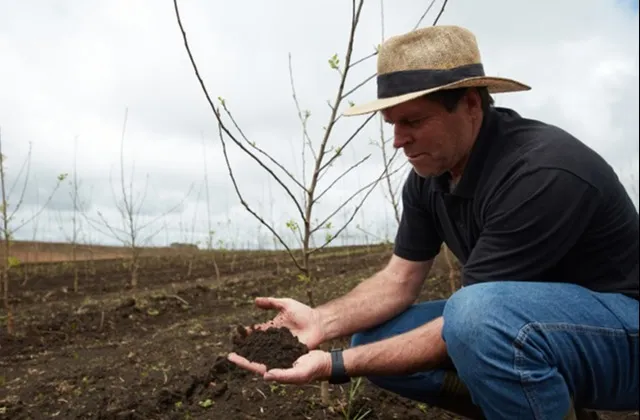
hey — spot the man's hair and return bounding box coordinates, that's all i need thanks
[423,87,494,113]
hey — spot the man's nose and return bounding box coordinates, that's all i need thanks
[393,131,411,149]
[392,123,414,148]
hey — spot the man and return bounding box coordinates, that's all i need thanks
[228,25,639,419]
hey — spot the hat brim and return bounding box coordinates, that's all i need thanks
[342,76,531,117]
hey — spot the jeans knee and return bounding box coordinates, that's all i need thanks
[442,282,508,358]
[351,301,448,348]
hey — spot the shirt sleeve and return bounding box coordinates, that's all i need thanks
[462,168,601,284]
[393,172,443,261]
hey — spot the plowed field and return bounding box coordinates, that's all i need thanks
[1,244,637,419]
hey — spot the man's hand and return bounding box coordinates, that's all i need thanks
[247,297,325,349]
[228,350,332,384]
[227,296,326,376]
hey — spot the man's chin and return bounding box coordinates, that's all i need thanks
[411,165,446,179]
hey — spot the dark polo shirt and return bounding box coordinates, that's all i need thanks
[394,106,639,300]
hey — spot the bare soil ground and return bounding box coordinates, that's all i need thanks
[1,243,637,419]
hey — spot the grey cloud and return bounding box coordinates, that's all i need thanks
[1,0,638,247]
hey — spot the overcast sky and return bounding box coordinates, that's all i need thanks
[0,0,638,250]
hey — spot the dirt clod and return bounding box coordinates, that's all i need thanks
[231,326,308,370]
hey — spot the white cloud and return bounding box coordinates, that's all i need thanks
[0,0,637,248]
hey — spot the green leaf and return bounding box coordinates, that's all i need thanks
[285,220,299,232]
[198,399,214,408]
[328,53,340,70]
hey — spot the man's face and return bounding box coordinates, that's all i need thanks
[381,91,480,178]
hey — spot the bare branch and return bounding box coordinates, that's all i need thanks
[137,183,195,232]
[219,102,308,193]
[172,0,306,223]
[356,225,387,242]
[311,0,365,168]
[187,179,204,244]
[313,154,371,205]
[296,0,367,270]
[310,161,405,237]
[413,0,437,30]
[107,164,126,220]
[119,108,132,225]
[55,136,87,251]
[318,112,377,177]
[309,162,406,254]
[349,49,378,69]
[432,0,449,26]
[6,143,31,211]
[172,0,434,342]
[139,220,170,246]
[377,66,403,225]
[392,163,407,198]
[201,132,214,249]
[379,158,404,224]
[133,173,151,223]
[288,53,317,162]
[0,132,67,238]
[92,210,129,244]
[11,179,64,233]
[341,73,376,100]
[342,0,449,100]
[380,0,386,39]
[288,52,315,210]
[0,126,10,320]
[216,116,305,272]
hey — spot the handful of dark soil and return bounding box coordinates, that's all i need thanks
[231,325,308,370]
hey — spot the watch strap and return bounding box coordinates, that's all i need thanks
[328,348,350,384]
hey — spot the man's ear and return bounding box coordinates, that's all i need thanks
[464,88,483,118]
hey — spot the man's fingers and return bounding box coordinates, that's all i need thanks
[227,351,302,382]
[227,352,267,375]
[254,297,287,310]
[264,368,307,384]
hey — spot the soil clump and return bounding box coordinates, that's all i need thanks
[232,325,309,370]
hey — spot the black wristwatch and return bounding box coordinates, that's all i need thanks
[328,348,351,384]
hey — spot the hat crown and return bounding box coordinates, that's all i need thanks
[377,25,482,75]
[340,25,530,117]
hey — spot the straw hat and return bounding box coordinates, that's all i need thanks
[343,25,530,116]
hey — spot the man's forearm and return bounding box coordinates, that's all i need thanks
[315,268,422,342]
[342,316,448,376]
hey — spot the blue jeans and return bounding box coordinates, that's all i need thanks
[350,281,639,419]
